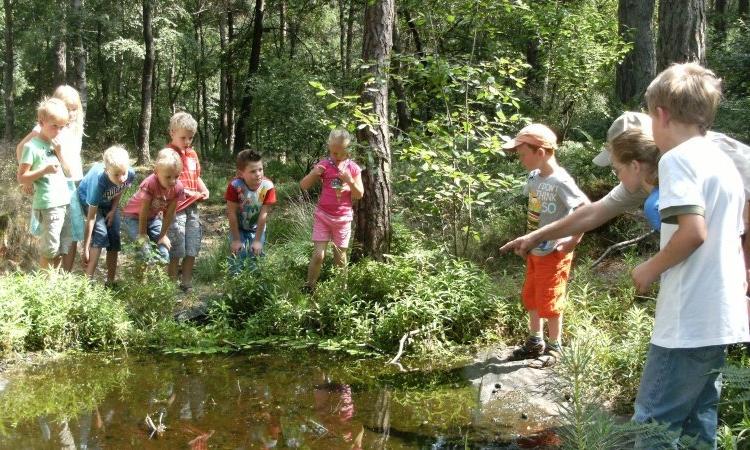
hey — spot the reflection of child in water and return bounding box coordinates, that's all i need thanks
[313,372,363,449]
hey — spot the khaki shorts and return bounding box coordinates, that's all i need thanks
[168,204,202,259]
[35,205,72,259]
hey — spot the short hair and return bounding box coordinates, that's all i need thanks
[37,97,69,124]
[610,128,660,185]
[169,111,198,133]
[52,85,84,135]
[102,145,130,172]
[645,62,722,134]
[236,149,262,170]
[328,128,352,147]
[155,148,182,173]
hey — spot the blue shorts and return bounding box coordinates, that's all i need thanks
[85,204,121,251]
[123,215,170,262]
[168,203,202,259]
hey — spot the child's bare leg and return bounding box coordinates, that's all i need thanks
[181,256,195,287]
[105,250,118,284]
[332,245,347,268]
[306,242,328,288]
[528,310,543,335]
[168,258,180,280]
[86,247,103,278]
[548,314,563,343]
[62,242,77,272]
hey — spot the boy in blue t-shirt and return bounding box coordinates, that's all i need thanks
[79,145,135,285]
[224,149,276,274]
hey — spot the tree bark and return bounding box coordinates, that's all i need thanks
[3,0,14,142]
[279,0,286,54]
[338,0,346,79]
[616,0,656,105]
[70,0,87,112]
[353,0,394,262]
[656,0,706,72]
[345,0,355,73]
[740,0,749,18]
[402,9,423,58]
[137,0,155,165]
[714,0,727,42]
[54,1,67,86]
[390,20,410,134]
[95,20,109,126]
[234,0,264,152]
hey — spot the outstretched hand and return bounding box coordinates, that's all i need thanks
[500,234,536,257]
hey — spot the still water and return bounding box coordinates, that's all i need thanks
[0,352,559,449]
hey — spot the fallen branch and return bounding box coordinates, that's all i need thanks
[591,230,656,269]
[388,329,421,366]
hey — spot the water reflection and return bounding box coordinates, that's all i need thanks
[0,352,558,449]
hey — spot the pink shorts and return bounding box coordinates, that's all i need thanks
[312,209,352,248]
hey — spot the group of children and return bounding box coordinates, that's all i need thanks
[17,61,745,445]
[16,91,362,294]
[502,62,749,447]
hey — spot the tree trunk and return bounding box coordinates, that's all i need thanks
[390,20,410,134]
[234,0,264,152]
[338,0,346,79]
[714,0,727,42]
[96,21,109,126]
[656,0,706,72]
[3,0,14,142]
[219,4,229,151]
[353,0,394,262]
[227,7,235,153]
[345,0,355,73]
[740,0,749,18]
[279,0,286,54]
[402,9,423,57]
[70,0,87,112]
[136,0,155,165]
[616,0,656,105]
[54,1,67,86]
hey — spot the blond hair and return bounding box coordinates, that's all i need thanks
[52,85,84,138]
[37,97,69,124]
[169,111,198,133]
[610,129,660,186]
[328,128,352,147]
[155,148,182,173]
[102,145,130,172]
[645,62,722,134]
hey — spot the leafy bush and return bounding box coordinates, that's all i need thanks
[116,265,179,328]
[0,272,131,353]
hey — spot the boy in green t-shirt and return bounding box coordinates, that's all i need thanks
[17,97,72,269]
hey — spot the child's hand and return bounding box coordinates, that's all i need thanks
[631,261,658,294]
[43,162,61,175]
[313,165,325,177]
[200,189,209,200]
[230,239,244,255]
[157,234,171,250]
[105,208,117,226]
[51,139,62,156]
[338,170,354,185]
[250,240,263,256]
[81,247,90,266]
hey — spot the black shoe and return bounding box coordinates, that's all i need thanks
[508,337,545,361]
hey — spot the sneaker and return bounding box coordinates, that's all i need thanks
[546,342,562,358]
[508,337,546,361]
[301,283,315,295]
[179,283,193,294]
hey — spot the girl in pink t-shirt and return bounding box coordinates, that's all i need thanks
[300,129,364,292]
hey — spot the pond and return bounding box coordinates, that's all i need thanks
[0,351,560,449]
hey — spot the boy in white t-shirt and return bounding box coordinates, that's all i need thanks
[631,62,749,447]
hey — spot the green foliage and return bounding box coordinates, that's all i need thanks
[115,265,178,328]
[0,272,131,354]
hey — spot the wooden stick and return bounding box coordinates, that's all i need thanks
[591,230,656,269]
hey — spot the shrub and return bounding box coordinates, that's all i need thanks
[116,265,179,328]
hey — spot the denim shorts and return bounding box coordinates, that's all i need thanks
[632,343,726,448]
[35,205,72,259]
[168,203,202,259]
[123,215,170,262]
[227,229,266,274]
[85,204,121,251]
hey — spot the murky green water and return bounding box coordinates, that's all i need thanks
[0,352,559,449]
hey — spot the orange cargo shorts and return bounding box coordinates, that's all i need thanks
[521,251,574,318]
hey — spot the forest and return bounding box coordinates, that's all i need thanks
[1,0,750,448]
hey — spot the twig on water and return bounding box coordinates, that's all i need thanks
[388,329,421,368]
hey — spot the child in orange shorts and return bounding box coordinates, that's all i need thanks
[502,124,589,361]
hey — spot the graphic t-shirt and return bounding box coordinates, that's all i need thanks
[122,173,185,219]
[524,167,588,256]
[316,158,361,218]
[20,136,71,209]
[78,162,135,209]
[167,144,202,212]
[224,177,276,232]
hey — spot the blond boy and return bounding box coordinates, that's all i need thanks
[17,98,72,269]
[165,112,209,292]
[79,145,135,285]
[631,63,748,447]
